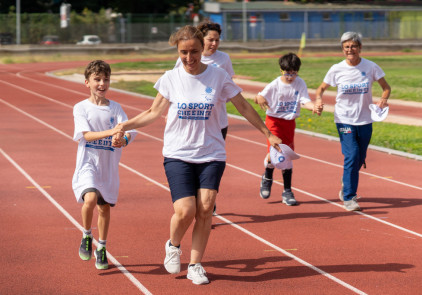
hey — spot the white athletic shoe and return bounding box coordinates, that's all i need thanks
[187,263,209,285]
[164,239,181,274]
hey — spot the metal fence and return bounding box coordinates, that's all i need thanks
[0,11,421,45]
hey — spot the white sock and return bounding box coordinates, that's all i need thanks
[83,229,92,238]
[98,240,106,250]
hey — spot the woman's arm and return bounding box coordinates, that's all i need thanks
[376,77,391,109]
[231,93,282,150]
[315,82,330,105]
[122,92,169,131]
[83,124,122,142]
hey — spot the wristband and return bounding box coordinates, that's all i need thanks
[124,135,128,146]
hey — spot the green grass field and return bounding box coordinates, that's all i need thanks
[48,52,422,156]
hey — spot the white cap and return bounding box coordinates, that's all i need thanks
[369,104,389,122]
[269,144,300,170]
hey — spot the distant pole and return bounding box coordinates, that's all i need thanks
[242,0,247,42]
[16,0,21,44]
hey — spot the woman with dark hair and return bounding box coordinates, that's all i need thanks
[117,25,281,285]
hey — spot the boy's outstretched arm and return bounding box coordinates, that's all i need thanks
[303,101,323,116]
[253,95,270,111]
[83,124,123,142]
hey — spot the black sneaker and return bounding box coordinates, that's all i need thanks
[282,190,297,206]
[260,175,273,199]
[94,248,109,270]
[79,236,92,261]
[213,203,217,215]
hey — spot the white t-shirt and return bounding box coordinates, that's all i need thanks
[323,58,385,125]
[174,50,235,129]
[155,65,241,163]
[258,76,311,120]
[72,99,137,204]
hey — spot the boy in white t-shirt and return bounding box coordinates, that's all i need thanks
[254,53,322,205]
[72,60,136,270]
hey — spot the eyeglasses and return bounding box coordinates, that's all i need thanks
[281,70,298,77]
[343,45,359,50]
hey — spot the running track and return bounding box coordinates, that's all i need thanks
[1,60,421,295]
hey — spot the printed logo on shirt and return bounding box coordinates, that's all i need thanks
[86,136,115,151]
[203,86,216,102]
[177,102,215,120]
[275,91,300,114]
[339,127,352,134]
[361,71,366,77]
[340,82,369,95]
[211,63,218,67]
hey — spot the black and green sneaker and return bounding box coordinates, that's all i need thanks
[94,248,109,270]
[79,236,92,261]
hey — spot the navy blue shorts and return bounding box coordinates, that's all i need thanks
[163,158,226,203]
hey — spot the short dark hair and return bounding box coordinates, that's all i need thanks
[197,21,222,37]
[84,60,111,80]
[278,53,301,72]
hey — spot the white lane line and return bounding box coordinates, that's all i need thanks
[216,214,367,295]
[3,74,421,192]
[0,148,152,295]
[227,163,422,239]
[0,98,366,294]
[228,134,422,191]
[2,95,422,238]
[0,99,392,294]
[0,75,145,113]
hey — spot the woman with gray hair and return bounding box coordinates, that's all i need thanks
[315,32,391,211]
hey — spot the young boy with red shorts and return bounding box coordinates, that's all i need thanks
[254,53,322,205]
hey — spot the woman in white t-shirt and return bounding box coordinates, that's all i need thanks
[174,21,235,139]
[174,21,235,215]
[118,25,281,285]
[315,32,391,212]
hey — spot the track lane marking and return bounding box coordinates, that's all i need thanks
[0,148,153,295]
[3,73,421,191]
[5,99,412,295]
[2,92,422,239]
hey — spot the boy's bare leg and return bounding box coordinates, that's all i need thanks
[97,204,111,241]
[81,192,97,231]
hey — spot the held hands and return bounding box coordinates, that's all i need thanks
[312,102,324,116]
[112,133,126,148]
[112,123,125,148]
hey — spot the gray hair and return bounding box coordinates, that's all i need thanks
[340,32,362,46]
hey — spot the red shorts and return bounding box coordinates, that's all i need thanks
[265,116,295,153]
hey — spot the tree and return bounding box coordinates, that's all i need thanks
[0,0,201,14]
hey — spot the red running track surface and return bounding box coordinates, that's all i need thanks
[0,61,421,295]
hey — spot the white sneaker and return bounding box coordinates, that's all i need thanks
[344,196,361,211]
[164,239,181,274]
[187,263,209,285]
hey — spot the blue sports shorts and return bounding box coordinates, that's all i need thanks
[163,158,226,203]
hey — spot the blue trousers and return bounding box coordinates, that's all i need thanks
[336,123,372,201]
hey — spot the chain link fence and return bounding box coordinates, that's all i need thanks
[0,11,421,45]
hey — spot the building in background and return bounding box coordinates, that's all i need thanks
[203,1,422,41]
